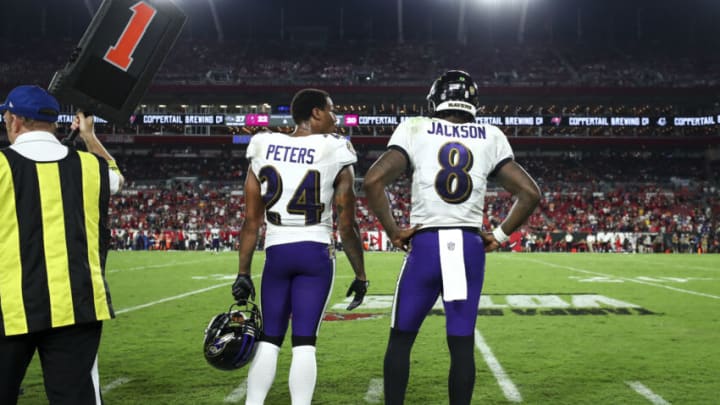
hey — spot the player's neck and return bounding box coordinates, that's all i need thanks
[291,123,313,137]
[292,123,331,137]
[442,116,472,124]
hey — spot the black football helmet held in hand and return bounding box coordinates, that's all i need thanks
[203,302,262,371]
[427,70,480,118]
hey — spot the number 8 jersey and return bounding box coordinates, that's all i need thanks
[246,132,357,248]
[387,117,514,229]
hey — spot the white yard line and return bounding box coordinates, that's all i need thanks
[510,257,720,300]
[115,283,232,314]
[474,329,523,403]
[108,258,223,273]
[115,273,263,314]
[625,381,671,405]
[626,258,719,272]
[101,377,132,395]
[224,379,248,403]
[364,378,383,403]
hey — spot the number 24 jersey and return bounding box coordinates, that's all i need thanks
[246,132,357,248]
[387,117,514,229]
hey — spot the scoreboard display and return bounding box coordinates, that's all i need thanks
[49,0,186,124]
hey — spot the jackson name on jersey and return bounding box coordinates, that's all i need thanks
[388,117,514,229]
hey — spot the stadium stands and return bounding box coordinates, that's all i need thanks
[105,148,720,254]
[1,36,717,254]
[2,39,720,89]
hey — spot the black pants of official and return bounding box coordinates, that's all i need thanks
[0,321,103,405]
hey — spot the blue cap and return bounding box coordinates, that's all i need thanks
[0,85,60,123]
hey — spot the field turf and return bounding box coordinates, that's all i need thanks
[17,251,720,404]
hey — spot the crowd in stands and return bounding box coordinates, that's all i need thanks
[3,38,718,141]
[106,149,720,254]
[155,40,720,88]
[2,37,717,253]
[3,39,720,89]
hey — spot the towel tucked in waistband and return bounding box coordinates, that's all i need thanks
[438,229,467,301]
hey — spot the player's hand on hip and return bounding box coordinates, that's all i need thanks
[231,274,255,305]
[390,224,422,252]
[346,279,369,310]
[481,231,501,252]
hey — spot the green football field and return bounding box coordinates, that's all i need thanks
[17,251,720,404]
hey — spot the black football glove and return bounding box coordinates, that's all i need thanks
[232,274,255,305]
[345,279,369,310]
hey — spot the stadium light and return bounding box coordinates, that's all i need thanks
[472,0,525,7]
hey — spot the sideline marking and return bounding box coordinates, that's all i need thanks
[102,377,132,395]
[115,283,231,314]
[509,257,720,300]
[224,379,247,403]
[364,378,383,403]
[475,329,522,403]
[625,381,671,405]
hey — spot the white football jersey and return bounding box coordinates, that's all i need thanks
[246,132,357,247]
[387,117,514,229]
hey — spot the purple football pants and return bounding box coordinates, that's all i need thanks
[261,241,334,342]
[392,229,485,336]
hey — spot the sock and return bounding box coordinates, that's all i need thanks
[383,328,418,405]
[288,345,317,405]
[447,335,475,405]
[245,342,280,405]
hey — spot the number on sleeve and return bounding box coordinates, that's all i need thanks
[257,167,324,225]
[103,1,157,71]
[434,142,474,204]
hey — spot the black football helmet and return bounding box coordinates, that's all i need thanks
[426,70,479,118]
[203,301,262,371]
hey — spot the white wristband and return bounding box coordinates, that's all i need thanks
[492,227,509,243]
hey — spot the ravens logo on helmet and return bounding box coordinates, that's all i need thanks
[203,301,262,371]
[426,70,480,119]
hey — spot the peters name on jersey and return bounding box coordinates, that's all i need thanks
[266,144,316,164]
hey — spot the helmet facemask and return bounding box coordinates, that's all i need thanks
[203,302,262,371]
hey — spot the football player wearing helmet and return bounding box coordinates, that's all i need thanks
[234,88,368,405]
[363,70,540,405]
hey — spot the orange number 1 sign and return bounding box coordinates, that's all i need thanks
[104,1,157,71]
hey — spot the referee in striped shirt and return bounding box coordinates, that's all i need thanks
[0,85,123,405]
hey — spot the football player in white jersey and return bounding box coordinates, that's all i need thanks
[364,70,540,405]
[232,89,368,405]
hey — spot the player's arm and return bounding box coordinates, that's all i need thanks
[363,148,420,251]
[334,165,369,310]
[238,168,263,275]
[483,161,541,252]
[334,165,366,282]
[233,167,263,303]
